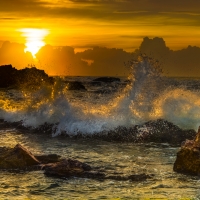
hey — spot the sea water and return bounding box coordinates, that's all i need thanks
[0,56,200,199]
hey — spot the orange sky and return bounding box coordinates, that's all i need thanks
[1,0,200,52]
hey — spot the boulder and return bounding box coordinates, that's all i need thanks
[43,158,92,177]
[0,144,40,169]
[173,127,200,175]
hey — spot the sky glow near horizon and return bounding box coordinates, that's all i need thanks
[0,0,200,52]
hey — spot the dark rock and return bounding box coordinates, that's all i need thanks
[0,144,40,169]
[91,119,196,145]
[65,81,86,90]
[0,65,54,88]
[0,143,152,181]
[35,154,61,164]
[92,77,120,83]
[173,127,200,175]
[142,119,196,144]
[43,158,92,177]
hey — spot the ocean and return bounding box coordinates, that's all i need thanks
[0,57,200,199]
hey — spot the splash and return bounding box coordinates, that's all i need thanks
[0,56,200,136]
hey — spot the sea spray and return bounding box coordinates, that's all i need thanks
[0,56,200,136]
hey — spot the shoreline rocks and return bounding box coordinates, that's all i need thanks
[0,119,196,145]
[173,127,200,176]
[0,143,151,181]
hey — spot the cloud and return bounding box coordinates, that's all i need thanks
[1,38,200,77]
[136,37,200,77]
[0,41,33,68]
[1,0,200,23]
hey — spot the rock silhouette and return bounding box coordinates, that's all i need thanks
[0,65,54,88]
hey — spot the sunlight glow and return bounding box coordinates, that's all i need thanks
[20,28,49,57]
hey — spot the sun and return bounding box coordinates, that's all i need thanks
[20,28,49,58]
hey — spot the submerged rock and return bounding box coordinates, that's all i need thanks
[173,127,200,175]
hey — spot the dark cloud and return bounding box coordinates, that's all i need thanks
[1,0,200,24]
[136,37,200,77]
[1,38,200,77]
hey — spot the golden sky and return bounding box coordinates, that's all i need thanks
[1,0,200,52]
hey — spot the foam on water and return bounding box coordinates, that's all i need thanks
[0,56,200,135]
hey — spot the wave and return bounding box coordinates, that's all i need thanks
[0,55,199,141]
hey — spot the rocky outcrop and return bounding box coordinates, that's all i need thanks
[0,119,196,145]
[65,81,86,90]
[0,65,54,88]
[92,119,196,145]
[0,143,151,181]
[0,144,40,169]
[173,127,200,175]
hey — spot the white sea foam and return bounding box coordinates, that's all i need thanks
[0,56,200,135]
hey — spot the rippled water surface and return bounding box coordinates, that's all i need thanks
[0,129,200,199]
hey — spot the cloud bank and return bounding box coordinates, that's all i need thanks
[1,37,200,77]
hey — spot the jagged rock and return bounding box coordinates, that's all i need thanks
[92,77,120,83]
[65,81,86,90]
[0,65,54,88]
[91,119,196,145]
[173,127,200,175]
[0,144,40,169]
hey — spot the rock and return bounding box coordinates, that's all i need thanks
[35,154,61,164]
[173,126,200,175]
[0,144,40,169]
[91,119,196,145]
[0,65,17,87]
[43,158,92,177]
[0,143,152,181]
[43,159,151,181]
[0,65,54,88]
[92,77,120,83]
[65,81,86,90]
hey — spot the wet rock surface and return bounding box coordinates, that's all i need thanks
[0,119,196,145]
[0,144,40,169]
[0,143,151,181]
[173,127,200,175]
